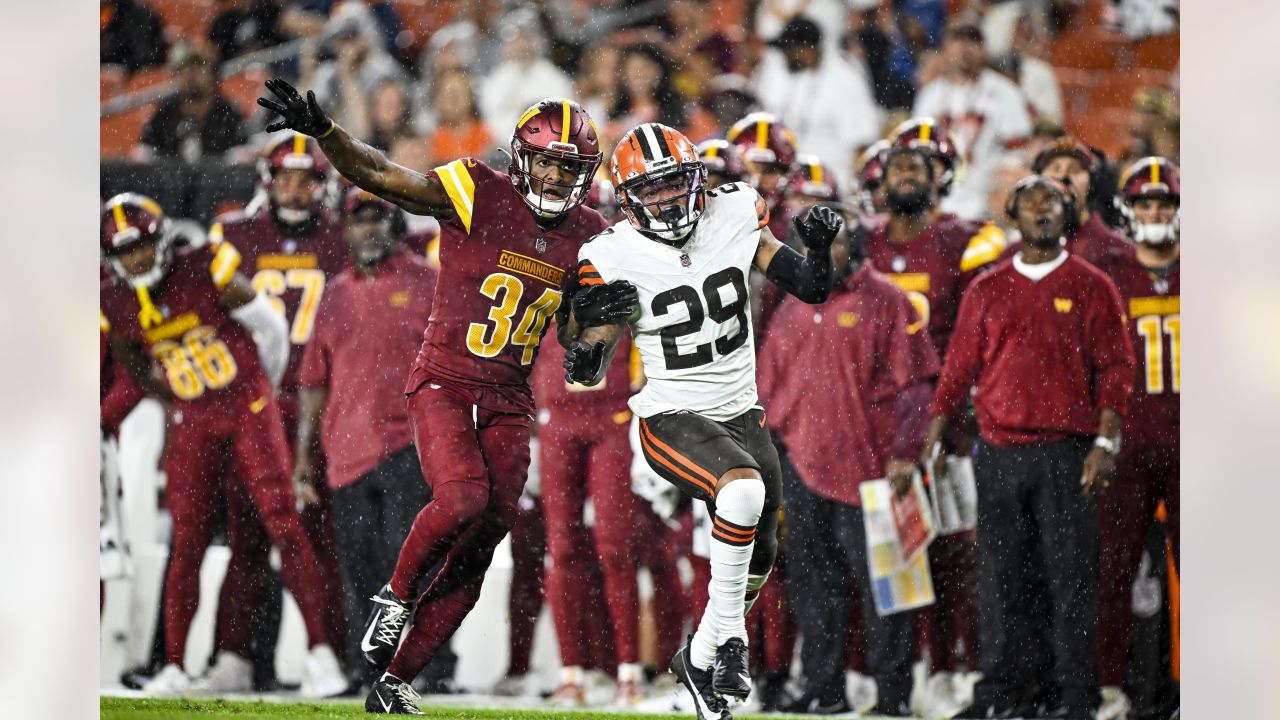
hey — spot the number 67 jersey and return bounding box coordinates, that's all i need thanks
[579,182,769,422]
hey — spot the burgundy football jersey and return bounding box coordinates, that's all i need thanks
[403,158,610,414]
[1092,249,1180,441]
[209,209,349,397]
[865,212,1007,357]
[100,244,270,414]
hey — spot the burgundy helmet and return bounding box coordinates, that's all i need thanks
[1117,156,1180,244]
[854,139,891,216]
[725,112,799,171]
[789,155,840,201]
[101,193,174,288]
[696,138,749,184]
[258,132,334,222]
[888,116,960,197]
[585,178,623,223]
[509,98,603,218]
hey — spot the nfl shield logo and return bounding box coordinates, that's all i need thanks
[535,237,548,254]
[680,253,691,267]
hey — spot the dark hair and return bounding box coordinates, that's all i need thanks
[611,43,687,129]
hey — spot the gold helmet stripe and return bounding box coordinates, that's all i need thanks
[293,133,307,156]
[112,203,129,232]
[561,100,571,144]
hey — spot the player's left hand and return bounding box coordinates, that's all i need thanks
[793,205,844,251]
[258,78,333,137]
[1080,446,1116,496]
[564,341,606,384]
[571,280,637,327]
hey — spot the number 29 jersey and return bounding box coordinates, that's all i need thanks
[579,182,769,422]
[404,158,609,414]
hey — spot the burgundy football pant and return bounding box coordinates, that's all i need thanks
[635,508,687,666]
[385,383,532,681]
[162,395,329,667]
[214,394,347,664]
[1097,432,1179,686]
[747,548,796,674]
[505,495,545,677]
[539,409,645,668]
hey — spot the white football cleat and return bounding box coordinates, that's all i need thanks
[300,643,348,698]
[142,663,191,695]
[491,673,529,697]
[1098,685,1132,720]
[190,651,252,694]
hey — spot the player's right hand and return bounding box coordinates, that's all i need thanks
[564,341,607,385]
[571,280,638,327]
[258,78,333,137]
[292,455,322,507]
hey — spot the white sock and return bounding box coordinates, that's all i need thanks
[691,477,765,668]
[560,665,583,686]
[744,571,770,615]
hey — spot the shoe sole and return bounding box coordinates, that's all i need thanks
[670,648,731,720]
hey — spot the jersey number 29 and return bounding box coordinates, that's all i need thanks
[652,267,749,370]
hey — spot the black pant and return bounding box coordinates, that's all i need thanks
[332,446,433,673]
[972,437,1100,716]
[780,448,915,709]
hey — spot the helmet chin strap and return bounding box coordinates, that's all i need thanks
[1133,221,1179,245]
[275,206,312,225]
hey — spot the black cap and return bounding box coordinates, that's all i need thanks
[768,16,823,50]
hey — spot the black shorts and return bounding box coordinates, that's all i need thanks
[637,407,783,509]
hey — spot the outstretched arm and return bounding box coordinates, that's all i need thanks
[755,205,842,304]
[258,78,451,216]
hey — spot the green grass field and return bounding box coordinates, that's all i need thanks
[100,697,907,719]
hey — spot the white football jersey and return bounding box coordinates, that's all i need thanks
[580,182,768,421]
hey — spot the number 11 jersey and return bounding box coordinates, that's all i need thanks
[404,158,609,415]
[579,182,769,421]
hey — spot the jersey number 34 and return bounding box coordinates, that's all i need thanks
[467,272,562,365]
[653,267,749,370]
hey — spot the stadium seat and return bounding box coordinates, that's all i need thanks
[1090,69,1175,111]
[388,0,460,58]
[1068,107,1131,159]
[124,66,174,94]
[101,66,127,102]
[1132,33,1180,71]
[1055,68,1095,125]
[153,0,217,45]
[101,107,152,160]
[219,68,271,120]
[1050,30,1131,71]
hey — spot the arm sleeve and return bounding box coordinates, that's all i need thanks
[1088,277,1136,416]
[101,362,145,435]
[230,293,289,387]
[297,305,331,390]
[931,283,985,419]
[429,158,483,234]
[764,243,833,303]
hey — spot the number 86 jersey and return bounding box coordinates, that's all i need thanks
[579,182,769,422]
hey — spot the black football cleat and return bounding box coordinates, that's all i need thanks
[670,636,731,720]
[712,637,751,700]
[365,673,425,715]
[362,584,412,670]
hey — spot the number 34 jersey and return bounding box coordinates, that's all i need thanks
[404,158,609,414]
[580,182,769,422]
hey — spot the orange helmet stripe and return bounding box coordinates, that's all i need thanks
[560,100,571,144]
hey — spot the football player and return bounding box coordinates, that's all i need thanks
[197,132,351,693]
[560,123,841,720]
[1091,157,1181,720]
[863,131,1006,707]
[258,79,622,715]
[696,139,749,188]
[1031,136,1133,267]
[853,139,890,219]
[99,194,346,697]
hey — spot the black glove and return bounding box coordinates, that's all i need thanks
[792,205,844,252]
[563,341,607,385]
[257,78,334,137]
[571,280,638,327]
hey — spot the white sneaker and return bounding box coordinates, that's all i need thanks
[1098,685,1132,720]
[143,663,190,695]
[491,674,528,697]
[300,644,348,698]
[924,672,970,720]
[846,671,877,714]
[190,651,252,694]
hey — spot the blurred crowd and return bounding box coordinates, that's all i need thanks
[101,1,1180,719]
